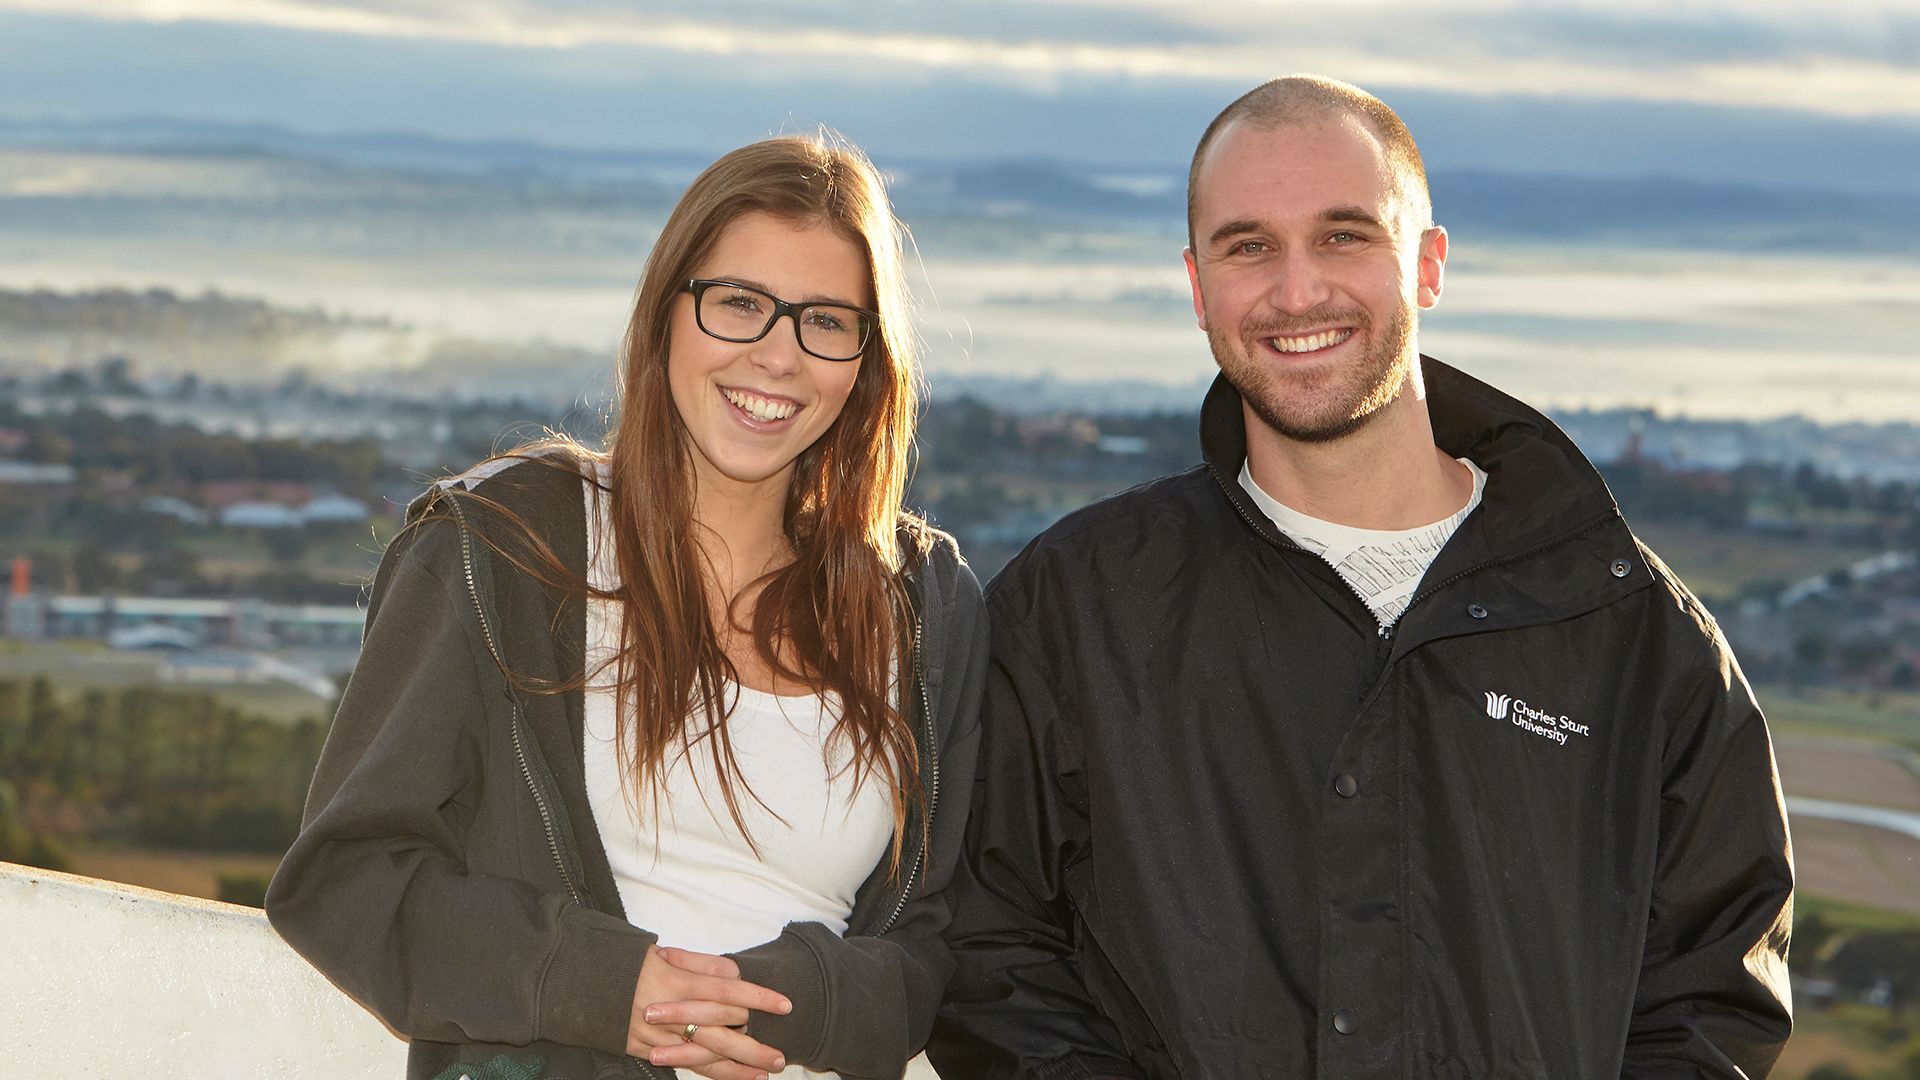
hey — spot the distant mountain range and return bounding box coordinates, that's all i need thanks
[0,116,719,182]
[4,116,1917,255]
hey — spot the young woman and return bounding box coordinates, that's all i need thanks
[267,134,987,1080]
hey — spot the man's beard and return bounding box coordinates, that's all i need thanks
[1208,300,1417,444]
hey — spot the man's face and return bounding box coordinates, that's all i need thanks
[1185,117,1446,444]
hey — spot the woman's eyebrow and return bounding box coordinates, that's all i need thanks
[707,275,862,307]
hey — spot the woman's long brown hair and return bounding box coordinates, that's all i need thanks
[426,132,930,874]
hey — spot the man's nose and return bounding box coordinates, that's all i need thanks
[1265,248,1332,316]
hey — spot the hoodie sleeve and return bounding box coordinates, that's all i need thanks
[265,518,652,1054]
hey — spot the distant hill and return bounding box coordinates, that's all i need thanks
[1431,171,1920,254]
[3,116,1916,254]
[0,286,391,340]
[0,116,717,184]
[0,285,606,400]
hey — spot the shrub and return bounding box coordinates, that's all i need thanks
[216,872,270,908]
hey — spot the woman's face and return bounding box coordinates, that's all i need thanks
[668,210,871,503]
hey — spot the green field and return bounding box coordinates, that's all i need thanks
[1635,521,1884,606]
[0,637,158,687]
[1764,687,1920,751]
[1800,895,1920,936]
[0,639,334,724]
[1776,1003,1920,1080]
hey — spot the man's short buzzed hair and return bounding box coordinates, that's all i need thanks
[1186,74,1433,249]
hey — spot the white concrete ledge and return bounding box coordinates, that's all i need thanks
[4,862,945,1078]
[1,861,405,1077]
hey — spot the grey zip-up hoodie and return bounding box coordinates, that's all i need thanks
[267,456,988,1080]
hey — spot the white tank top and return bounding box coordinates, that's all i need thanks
[581,481,893,1079]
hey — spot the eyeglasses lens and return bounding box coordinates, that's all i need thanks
[696,284,868,361]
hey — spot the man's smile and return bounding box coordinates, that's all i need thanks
[1264,328,1355,355]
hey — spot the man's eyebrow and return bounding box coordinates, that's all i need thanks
[1324,206,1388,230]
[1206,219,1263,247]
[1206,207,1391,247]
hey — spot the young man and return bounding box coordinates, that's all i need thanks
[930,75,1793,1079]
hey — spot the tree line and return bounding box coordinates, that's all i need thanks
[0,678,328,870]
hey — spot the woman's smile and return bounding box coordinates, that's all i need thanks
[668,211,868,499]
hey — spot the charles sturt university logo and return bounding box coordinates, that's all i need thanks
[1482,689,1590,747]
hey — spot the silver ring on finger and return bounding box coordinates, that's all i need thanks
[681,1022,700,1042]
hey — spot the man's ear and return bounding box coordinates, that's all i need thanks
[1417,226,1448,310]
[1184,247,1209,331]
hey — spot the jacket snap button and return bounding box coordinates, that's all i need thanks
[1333,1008,1359,1035]
[1467,603,1489,619]
[1610,558,1632,578]
[1334,773,1358,798]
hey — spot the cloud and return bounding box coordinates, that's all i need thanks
[1456,8,1909,67]
[7,0,1920,120]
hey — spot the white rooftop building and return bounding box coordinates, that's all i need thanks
[220,500,305,529]
[300,493,372,524]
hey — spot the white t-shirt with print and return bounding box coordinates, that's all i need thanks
[1238,457,1487,628]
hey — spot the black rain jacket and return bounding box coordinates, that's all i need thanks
[930,359,1793,1079]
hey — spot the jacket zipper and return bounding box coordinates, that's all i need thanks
[1207,460,1619,646]
[446,495,583,906]
[1205,460,1392,639]
[1396,511,1619,622]
[877,611,936,935]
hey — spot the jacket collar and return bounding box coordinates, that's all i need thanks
[1199,355,1623,562]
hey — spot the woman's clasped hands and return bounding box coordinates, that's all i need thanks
[629,944,794,1080]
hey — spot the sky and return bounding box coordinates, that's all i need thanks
[3,0,1919,424]
[4,0,1920,193]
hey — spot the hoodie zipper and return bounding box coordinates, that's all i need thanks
[446,494,583,906]
[877,611,936,935]
[447,493,685,1080]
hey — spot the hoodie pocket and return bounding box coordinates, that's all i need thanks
[429,1052,547,1080]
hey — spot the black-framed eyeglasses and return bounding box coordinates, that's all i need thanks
[682,279,877,362]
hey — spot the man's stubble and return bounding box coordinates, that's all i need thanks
[1207,298,1417,445]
